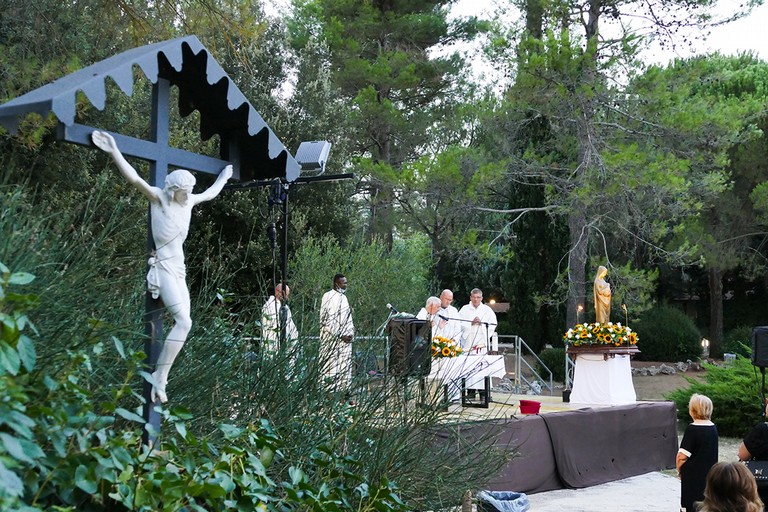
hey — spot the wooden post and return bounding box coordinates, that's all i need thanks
[142,78,170,446]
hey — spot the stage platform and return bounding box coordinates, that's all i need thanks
[439,391,678,494]
[447,390,585,420]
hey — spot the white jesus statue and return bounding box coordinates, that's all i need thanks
[91,130,233,403]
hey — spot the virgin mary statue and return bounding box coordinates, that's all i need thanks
[593,266,611,324]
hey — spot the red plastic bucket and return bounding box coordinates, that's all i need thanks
[519,399,541,414]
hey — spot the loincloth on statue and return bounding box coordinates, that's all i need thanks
[146,255,186,299]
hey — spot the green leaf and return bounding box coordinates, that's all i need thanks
[0,459,24,497]
[8,272,34,285]
[0,432,43,464]
[5,410,35,439]
[219,423,242,439]
[17,334,36,372]
[213,471,236,492]
[0,342,21,375]
[75,465,98,494]
[115,408,146,424]
[289,466,305,485]
[168,405,193,420]
[112,336,125,358]
[175,421,187,439]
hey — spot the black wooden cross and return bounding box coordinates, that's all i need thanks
[0,36,302,446]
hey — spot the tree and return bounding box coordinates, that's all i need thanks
[289,0,483,247]
[479,0,761,330]
[627,54,768,352]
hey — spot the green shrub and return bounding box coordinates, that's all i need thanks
[634,305,701,361]
[537,347,566,383]
[667,355,765,437]
[721,325,754,358]
[0,264,411,511]
[0,183,512,510]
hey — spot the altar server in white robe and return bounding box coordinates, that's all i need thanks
[320,274,355,389]
[459,288,497,355]
[261,283,299,356]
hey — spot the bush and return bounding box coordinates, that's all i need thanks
[537,347,566,383]
[667,356,765,437]
[0,184,512,510]
[0,264,411,511]
[633,305,701,361]
[721,325,754,358]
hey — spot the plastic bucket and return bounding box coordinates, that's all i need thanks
[519,399,541,414]
[476,490,530,512]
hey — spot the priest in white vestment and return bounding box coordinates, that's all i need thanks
[459,288,497,355]
[434,289,462,342]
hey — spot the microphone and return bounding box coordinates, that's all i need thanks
[386,303,398,314]
[439,314,450,321]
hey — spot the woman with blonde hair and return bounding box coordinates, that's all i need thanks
[697,462,763,512]
[677,393,719,511]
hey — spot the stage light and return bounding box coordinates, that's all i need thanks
[294,140,332,176]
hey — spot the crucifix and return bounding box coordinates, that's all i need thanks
[0,36,327,446]
[67,77,234,444]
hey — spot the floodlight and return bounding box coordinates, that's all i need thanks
[295,140,332,175]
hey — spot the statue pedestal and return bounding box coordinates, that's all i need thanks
[567,346,639,405]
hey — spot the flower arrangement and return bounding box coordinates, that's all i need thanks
[563,322,639,347]
[431,336,463,358]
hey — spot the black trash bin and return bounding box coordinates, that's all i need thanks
[476,490,530,512]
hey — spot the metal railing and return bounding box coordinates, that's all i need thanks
[496,334,553,395]
[565,352,575,390]
[249,333,555,396]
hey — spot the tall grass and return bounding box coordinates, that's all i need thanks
[2,181,514,509]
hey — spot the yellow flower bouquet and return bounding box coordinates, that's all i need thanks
[563,322,639,347]
[431,336,463,358]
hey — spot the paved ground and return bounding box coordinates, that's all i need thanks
[523,471,680,511]
[509,439,741,512]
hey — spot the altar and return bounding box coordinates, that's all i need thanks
[568,347,638,405]
[427,354,506,405]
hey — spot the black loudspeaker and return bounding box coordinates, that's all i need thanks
[387,317,432,377]
[752,326,768,367]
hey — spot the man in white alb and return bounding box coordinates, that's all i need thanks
[320,274,355,389]
[416,296,441,324]
[261,283,298,353]
[459,288,497,355]
[436,289,462,342]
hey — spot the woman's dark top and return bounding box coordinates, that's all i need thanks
[680,422,719,512]
[743,422,768,508]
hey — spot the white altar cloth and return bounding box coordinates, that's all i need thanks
[428,354,505,390]
[570,354,636,405]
